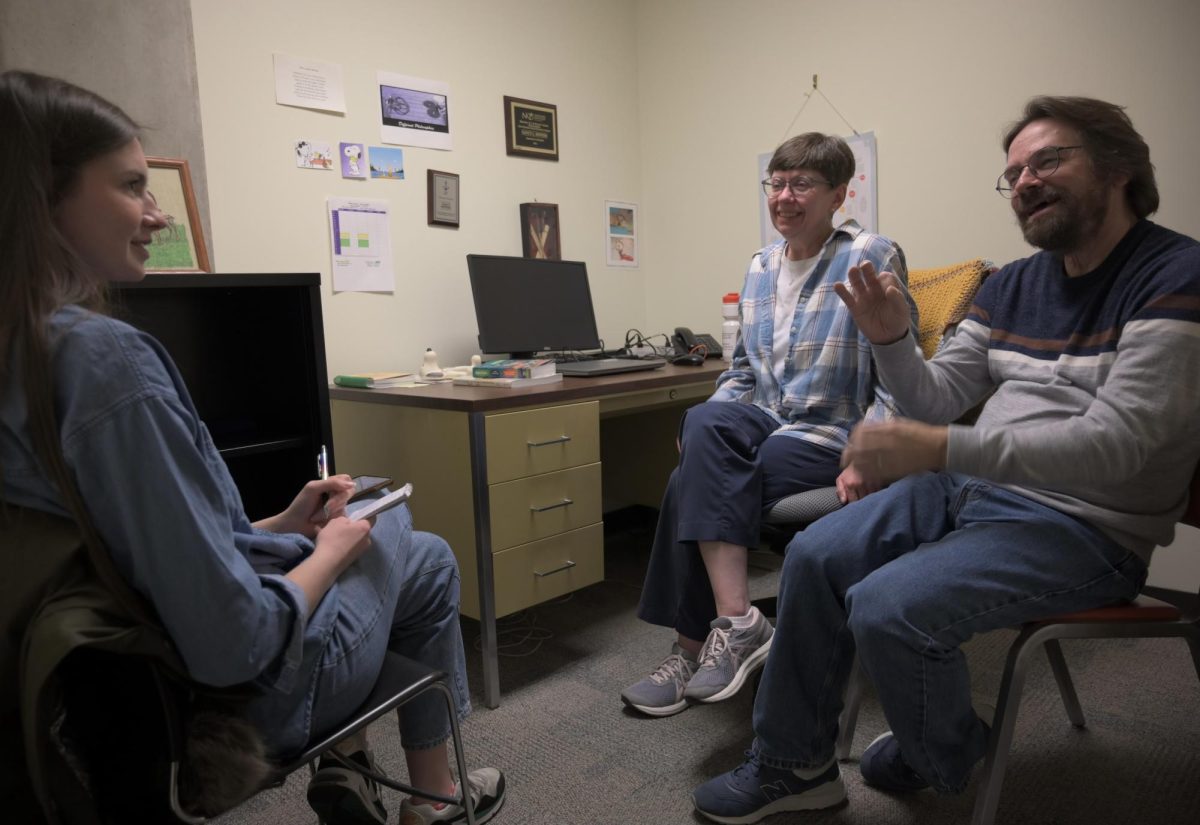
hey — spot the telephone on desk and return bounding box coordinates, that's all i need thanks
[671,327,721,365]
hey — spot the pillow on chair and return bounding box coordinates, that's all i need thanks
[907,258,993,359]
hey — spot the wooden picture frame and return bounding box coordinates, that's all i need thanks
[427,169,460,227]
[519,202,561,260]
[503,96,559,161]
[145,156,210,272]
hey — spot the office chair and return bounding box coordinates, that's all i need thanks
[834,466,1200,825]
[5,503,480,825]
[160,650,478,825]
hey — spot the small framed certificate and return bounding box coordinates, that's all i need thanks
[503,96,559,161]
[427,169,460,227]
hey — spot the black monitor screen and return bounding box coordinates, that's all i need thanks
[466,254,602,357]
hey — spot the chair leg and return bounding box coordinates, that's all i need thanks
[1042,639,1086,727]
[835,662,863,761]
[1186,633,1200,684]
[971,629,1039,825]
[432,679,477,825]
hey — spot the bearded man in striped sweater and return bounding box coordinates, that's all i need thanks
[692,95,1200,824]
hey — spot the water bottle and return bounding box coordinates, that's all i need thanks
[721,292,740,361]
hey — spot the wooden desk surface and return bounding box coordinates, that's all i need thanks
[329,358,727,413]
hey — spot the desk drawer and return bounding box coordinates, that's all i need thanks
[488,462,601,551]
[492,523,604,617]
[485,401,599,484]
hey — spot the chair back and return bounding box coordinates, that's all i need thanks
[1183,461,1200,529]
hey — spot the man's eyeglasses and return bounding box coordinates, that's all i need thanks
[996,145,1082,198]
[762,176,832,198]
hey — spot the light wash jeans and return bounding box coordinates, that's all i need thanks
[250,504,471,755]
[752,472,1147,793]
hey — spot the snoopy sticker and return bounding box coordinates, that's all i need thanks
[340,142,366,179]
[294,139,333,170]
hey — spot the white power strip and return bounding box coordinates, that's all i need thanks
[629,344,658,358]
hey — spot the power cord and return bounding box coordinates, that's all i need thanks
[471,593,574,657]
[622,328,674,359]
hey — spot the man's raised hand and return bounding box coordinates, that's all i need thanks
[833,260,911,345]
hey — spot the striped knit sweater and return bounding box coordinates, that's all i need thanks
[874,220,1200,559]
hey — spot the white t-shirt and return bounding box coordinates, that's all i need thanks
[772,252,820,379]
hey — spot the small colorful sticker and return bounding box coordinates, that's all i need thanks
[295,139,334,170]
[368,146,405,180]
[340,142,366,179]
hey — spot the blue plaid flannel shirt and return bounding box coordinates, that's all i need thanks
[711,220,916,451]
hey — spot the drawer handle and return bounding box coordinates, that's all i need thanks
[534,560,577,578]
[530,497,573,513]
[527,435,572,447]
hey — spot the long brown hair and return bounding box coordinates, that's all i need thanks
[0,71,140,580]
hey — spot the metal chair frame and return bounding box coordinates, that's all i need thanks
[166,650,477,825]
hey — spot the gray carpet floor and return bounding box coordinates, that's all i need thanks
[218,512,1200,825]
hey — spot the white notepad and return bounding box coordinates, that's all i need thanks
[346,483,412,521]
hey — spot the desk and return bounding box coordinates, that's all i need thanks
[330,360,725,707]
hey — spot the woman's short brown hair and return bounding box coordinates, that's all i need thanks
[767,133,855,187]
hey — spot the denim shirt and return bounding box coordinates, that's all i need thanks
[712,220,916,451]
[1,306,338,739]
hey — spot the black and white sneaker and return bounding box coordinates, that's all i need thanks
[306,749,388,825]
[399,767,506,824]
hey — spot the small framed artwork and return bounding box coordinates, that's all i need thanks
[427,170,460,228]
[145,156,210,273]
[504,96,558,161]
[520,202,561,260]
[605,200,638,267]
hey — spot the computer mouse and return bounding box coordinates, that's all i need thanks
[671,353,705,367]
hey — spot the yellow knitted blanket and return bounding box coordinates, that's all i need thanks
[908,258,992,359]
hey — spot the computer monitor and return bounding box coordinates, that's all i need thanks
[466,254,602,358]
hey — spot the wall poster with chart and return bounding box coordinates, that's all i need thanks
[327,197,395,292]
[758,131,878,247]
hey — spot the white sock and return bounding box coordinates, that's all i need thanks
[727,606,759,629]
[792,757,836,780]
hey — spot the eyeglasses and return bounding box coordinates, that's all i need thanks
[762,176,832,198]
[996,145,1082,198]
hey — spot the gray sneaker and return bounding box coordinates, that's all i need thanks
[620,644,699,717]
[684,607,773,703]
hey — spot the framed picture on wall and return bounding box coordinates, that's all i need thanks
[504,96,559,160]
[519,203,561,260]
[605,200,638,267]
[145,156,210,272]
[427,169,460,227]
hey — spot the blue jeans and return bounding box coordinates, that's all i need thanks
[637,402,842,641]
[752,472,1147,793]
[251,505,470,754]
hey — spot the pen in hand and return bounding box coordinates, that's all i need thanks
[317,445,330,519]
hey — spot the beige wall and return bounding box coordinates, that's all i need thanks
[633,0,1200,335]
[190,0,645,375]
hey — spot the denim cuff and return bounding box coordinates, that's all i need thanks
[751,739,833,772]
